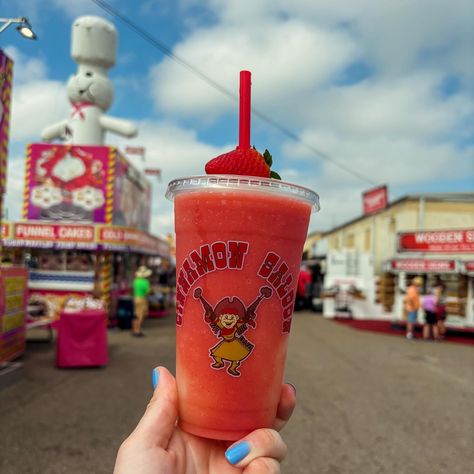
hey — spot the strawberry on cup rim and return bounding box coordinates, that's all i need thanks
[205,147,281,180]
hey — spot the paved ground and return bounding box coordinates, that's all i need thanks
[0,312,473,474]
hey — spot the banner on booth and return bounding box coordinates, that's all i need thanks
[398,229,474,253]
[13,222,95,242]
[390,259,457,273]
[2,221,169,257]
[23,144,112,223]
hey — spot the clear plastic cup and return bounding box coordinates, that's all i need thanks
[166,175,319,440]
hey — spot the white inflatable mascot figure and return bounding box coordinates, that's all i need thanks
[41,16,137,145]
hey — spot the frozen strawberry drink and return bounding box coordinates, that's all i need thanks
[165,71,319,440]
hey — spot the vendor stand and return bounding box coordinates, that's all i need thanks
[2,220,170,323]
[2,142,170,325]
[382,229,474,328]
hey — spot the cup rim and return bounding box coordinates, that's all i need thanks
[165,174,320,212]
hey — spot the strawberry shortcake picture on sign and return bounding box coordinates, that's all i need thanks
[26,144,110,222]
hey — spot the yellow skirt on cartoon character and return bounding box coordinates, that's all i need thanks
[211,339,250,361]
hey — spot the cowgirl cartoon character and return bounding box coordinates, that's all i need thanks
[194,286,272,376]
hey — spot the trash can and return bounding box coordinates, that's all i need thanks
[117,295,134,330]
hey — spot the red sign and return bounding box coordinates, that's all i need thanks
[13,223,95,242]
[125,146,145,158]
[1,222,10,238]
[98,226,161,250]
[98,226,146,244]
[464,261,474,274]
[144,168,162,176]
[390,259,456,273]
[398,229,474,253]
[362,185,388,215]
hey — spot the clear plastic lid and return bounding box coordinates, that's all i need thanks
[166,175,320,212]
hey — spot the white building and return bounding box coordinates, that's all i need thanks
[309,193,474,327]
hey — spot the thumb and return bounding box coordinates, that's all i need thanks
[131,366,178,449]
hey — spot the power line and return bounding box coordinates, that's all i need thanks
[90,0,376,185]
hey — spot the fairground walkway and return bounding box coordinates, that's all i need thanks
[0,312,472,473]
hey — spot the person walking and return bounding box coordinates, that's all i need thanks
[422,290,440,341]
[296,265,312,311]
[434,278,447,338]
[404,276,422,339]
[132,265,151,337]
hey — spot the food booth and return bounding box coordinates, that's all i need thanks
[1,221,170,322]
[1,143,170,326]
[380,229,474,328]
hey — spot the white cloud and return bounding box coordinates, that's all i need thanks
[152,0,473,127]
[310,74,473,141]
[197,0,474,76]
[3,157,25,221]
[10,80,69,142]
[277,69,474,197]
[4,46,48,84]
[150,21,358,122]
[4,47,69,142]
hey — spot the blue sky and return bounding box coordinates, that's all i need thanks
[1,0,473,237]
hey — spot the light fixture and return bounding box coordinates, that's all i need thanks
[0,17,37,40]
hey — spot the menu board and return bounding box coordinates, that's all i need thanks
[0,267,28,363]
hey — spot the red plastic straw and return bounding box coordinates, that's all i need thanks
[239,70,251,149]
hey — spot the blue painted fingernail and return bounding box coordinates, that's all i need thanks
[152,368,159,389]
[225,441,250,465]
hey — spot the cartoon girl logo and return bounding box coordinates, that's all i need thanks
[194,286,272,377]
